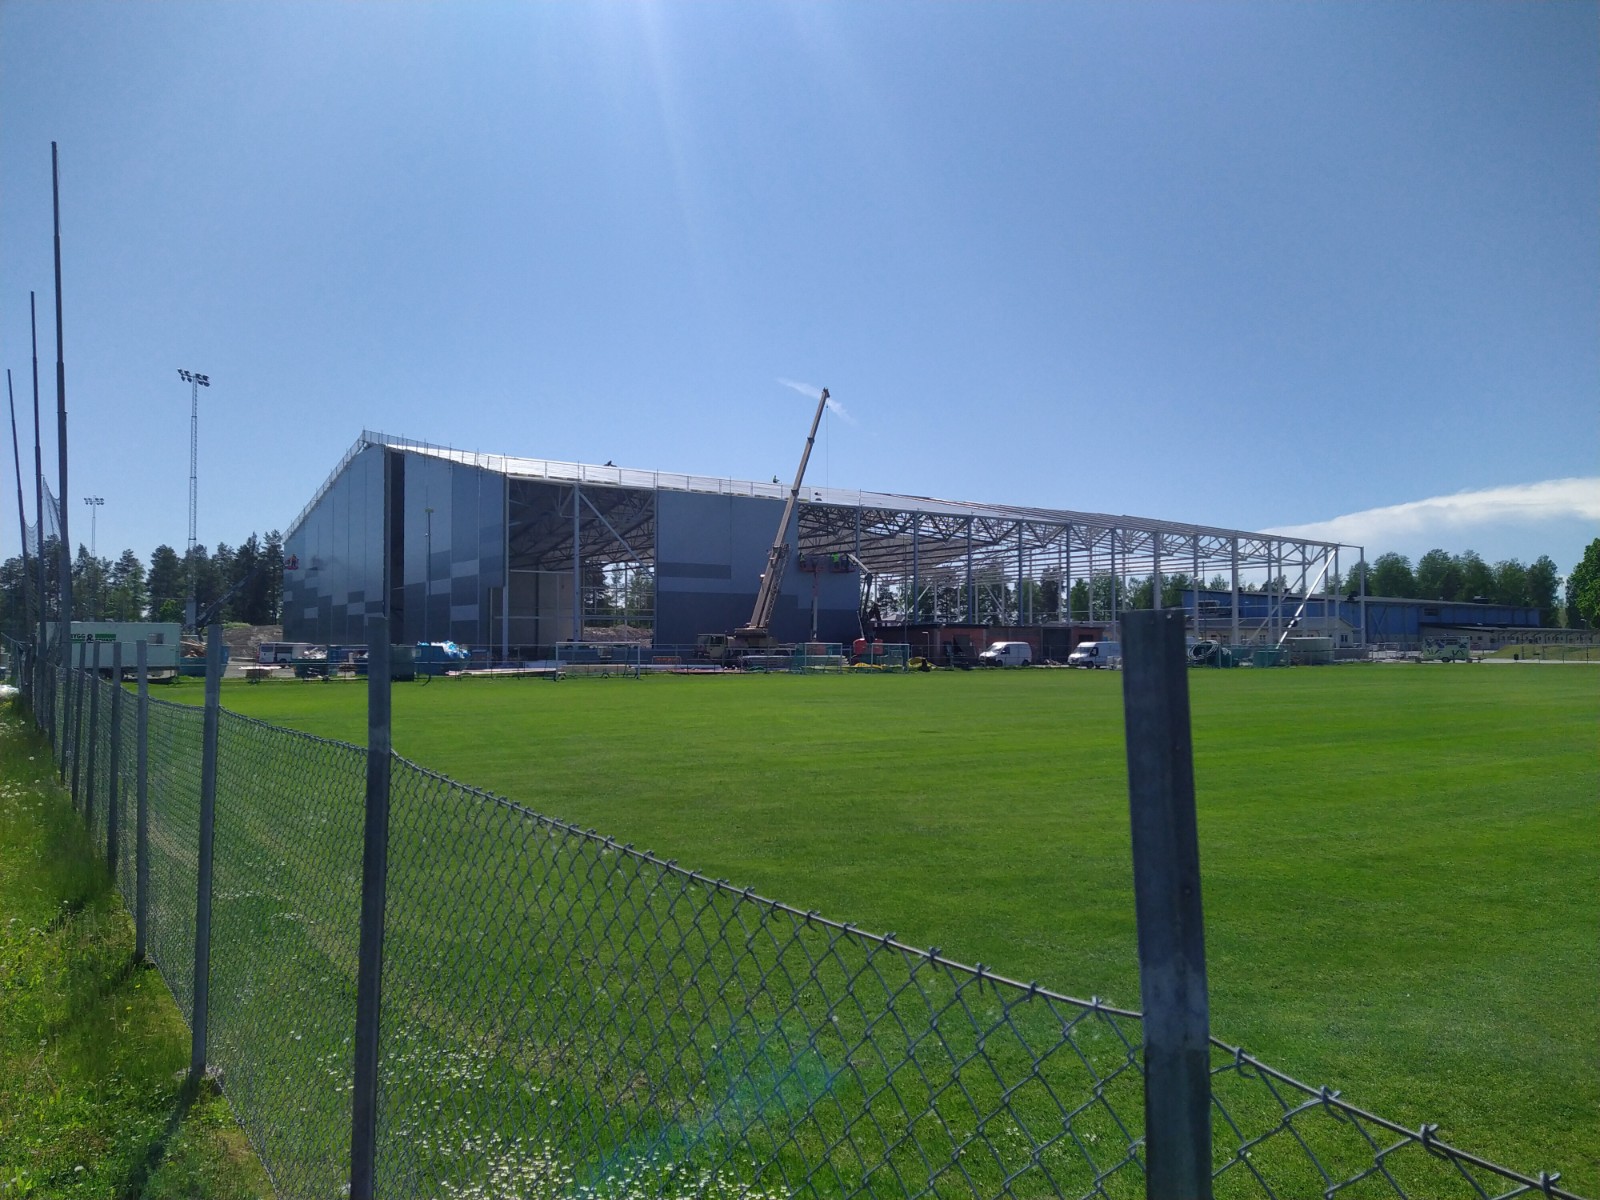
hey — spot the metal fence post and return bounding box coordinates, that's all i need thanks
[135,640,150,962]
[68,655,85,797]
[83,642,101,821]
[190,623,223,1087]
[350,616,393,1200]
[1120,608,1213,1200]
[57,643,70,780]
[107,640,122,876]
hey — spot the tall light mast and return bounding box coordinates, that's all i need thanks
[178,369,210,625]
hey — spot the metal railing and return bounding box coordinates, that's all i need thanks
[5,632,1584,1200]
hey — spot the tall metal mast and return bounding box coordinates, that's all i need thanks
[53,143,72,658]
[178,368,209,625]
[178,369,209,561]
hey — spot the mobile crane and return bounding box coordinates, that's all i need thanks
[727,386,830,654]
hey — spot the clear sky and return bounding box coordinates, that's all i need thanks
[1,1,1595,575]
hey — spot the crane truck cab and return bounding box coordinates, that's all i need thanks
[978,641,1033,668]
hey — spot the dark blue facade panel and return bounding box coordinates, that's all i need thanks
[284,445,387,645]
[285,448,506,647]
[656,491,858,646]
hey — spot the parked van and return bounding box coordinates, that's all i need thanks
[978,641,1033,667]
[1067,640,1121,669]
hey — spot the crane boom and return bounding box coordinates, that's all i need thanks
[736,386,830,641]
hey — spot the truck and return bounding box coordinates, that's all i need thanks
[69,622,182,674]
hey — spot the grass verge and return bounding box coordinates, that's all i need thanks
[0,701,272,1200]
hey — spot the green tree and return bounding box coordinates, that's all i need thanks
[71,546,109,620]
[261,530,285,623]
[105,549,147,621]
[1415,549,1460,600]
[147,545,185,620]
[1368,553,1415,598]
[1038,568,1062,622]
[1492,559,1530,609]
[1567,539,1600,628]
[0,555,29,638]
[1068,578,1090,620]
[1527,555,1560,626]
[224,533,278,624]
[1458,550,1494,601]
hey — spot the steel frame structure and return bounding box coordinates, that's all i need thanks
[294,432,1368,646]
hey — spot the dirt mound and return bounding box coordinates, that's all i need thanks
[222,624,283,662]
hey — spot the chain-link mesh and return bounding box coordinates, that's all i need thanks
[6,644,1585,1200]
[143,686,205,1024]
[204,708,366,1199]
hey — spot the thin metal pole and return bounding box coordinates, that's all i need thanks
[8,370,33,642]
[107,641,122,875]
[1358,545,1368,645]
[135,640,150,961]
[1120,609,1212,1200]
[85,640,101,827]
[1230,539,1240,648]
[349,616,393,1200]
[53,144,73,743]
[31,293,46,727]
[190,622,223,1086]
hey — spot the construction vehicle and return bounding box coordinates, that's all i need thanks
[727,386,831,655]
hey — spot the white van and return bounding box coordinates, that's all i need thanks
[1068,640,1121,669]
[978,641,1033,667]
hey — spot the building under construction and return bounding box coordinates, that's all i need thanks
[281,431,1409,656]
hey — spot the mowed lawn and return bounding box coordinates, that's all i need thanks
[172,664,1598,1193]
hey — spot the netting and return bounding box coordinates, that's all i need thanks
[12,647,1584,1200]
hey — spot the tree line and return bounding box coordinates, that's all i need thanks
[1354,548,1562,624]
[0,532,285,636]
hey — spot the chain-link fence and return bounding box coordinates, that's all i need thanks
[6,636,1584,1200]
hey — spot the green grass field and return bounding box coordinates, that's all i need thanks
[170,664,1598,1194]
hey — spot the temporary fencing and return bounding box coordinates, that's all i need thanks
[5,633,1584,1200]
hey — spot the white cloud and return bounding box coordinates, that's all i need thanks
[1266,478,1600,551]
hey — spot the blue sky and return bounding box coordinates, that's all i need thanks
[1,2,1595,575]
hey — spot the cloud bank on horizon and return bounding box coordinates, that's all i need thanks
[1267,478,1600,555]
